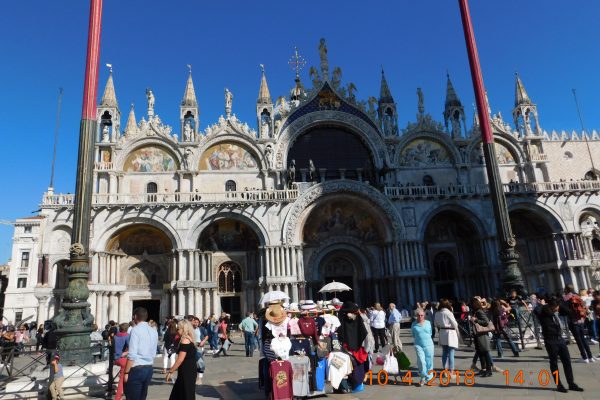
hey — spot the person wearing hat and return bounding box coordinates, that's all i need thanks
[337,301,368,393]
[49,354,64,400]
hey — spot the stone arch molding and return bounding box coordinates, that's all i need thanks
[185,209,270,248]
[508,201,568,233]
[418,202,490,241]
[275,111,389,171]
[283,180,403,244]
[91,214,182,253]
[306,236,376,281]
[466,133,527,165]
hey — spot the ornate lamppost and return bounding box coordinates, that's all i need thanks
[52,0,103,365]
[458,0,525,294]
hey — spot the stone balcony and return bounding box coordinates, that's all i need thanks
[41,188,299,209]
[384,180,600,200]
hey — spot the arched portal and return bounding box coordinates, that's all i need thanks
[104,224,173,325]
[424,210,486,299]
[198,219,260,322]
[509,209,559,293]
[302,195,389,305]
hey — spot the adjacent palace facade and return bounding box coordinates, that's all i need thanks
[6,45,600,326]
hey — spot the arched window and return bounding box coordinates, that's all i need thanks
[225,180,236,192]
[217,262,242,293]
[423,175,434,186]
[592,238,600,252]
[584,170,598,181]
[147,182,158,193]
[146,182,158,202]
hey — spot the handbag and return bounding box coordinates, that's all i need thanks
[375,352,384,366]
[383,349,399,375]
[394,349,410,370]
[473,320,495,335]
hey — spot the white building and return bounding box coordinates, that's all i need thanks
[5,43,600,326]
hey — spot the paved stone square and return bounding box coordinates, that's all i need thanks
[141,329,600,400]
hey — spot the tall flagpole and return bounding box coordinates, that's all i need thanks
[53,0,103,365]
[49,87,63,192]
[458,0,524,294]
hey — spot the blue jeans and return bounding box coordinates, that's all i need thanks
[494,328,520,357]
[441,345,455,370]
[124,365,153,400]
[244,331,255,356]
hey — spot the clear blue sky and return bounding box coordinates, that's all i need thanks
[1,0,599,263]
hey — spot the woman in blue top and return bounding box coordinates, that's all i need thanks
[411,308,435,386]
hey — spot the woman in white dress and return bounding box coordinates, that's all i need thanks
[434,299,459,372]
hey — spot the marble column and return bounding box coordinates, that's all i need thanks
[568,267,578,291]
[89,291,97,318]
[96,291,103,326]
[292,283,299,303]
[265,247,272,277]
[171,290,177,316]
[195,288,202,317]
[291,247,298,278]
[203,289,210,318]
[212,289,221,316]
[178,251,187,281]
[178,288,186,315]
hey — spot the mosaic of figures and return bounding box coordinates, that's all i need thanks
[303,200,381,244]
[470,143,516,165]
[124,146,177,172]
[200,143,258,171]
[198,220,259,251]
[398,139,452,167]
[107,226,172,255]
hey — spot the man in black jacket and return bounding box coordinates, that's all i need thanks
[534,298,584,393]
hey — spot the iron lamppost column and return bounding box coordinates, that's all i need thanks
[458,0,525,294]
[52,0,103,365]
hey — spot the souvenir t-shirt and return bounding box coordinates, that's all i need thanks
[288,318,302,336]
[289,355,310,397]
[322,314,341,336]
[298,317,318,343]
[266,318,290,338]
[327,351,353,390]
[270,360,294,400]
[290,337,312,356]
[270,336,292,360]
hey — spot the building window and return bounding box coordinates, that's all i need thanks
[21,252,30,269]
[225,180,236,192]
[24,226,32,234]
[147,182,158,193]
[15,311,23,323]
[17,278,27,288]
[217,262,242,293]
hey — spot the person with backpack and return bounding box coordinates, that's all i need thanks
[561,284,595,363]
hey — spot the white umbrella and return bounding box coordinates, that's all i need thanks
[319,281,352,297]
[259,291,290,306]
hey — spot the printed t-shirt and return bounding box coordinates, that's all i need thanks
[327,351,353,389]
[270,360,294,400]
[289,355,310,397]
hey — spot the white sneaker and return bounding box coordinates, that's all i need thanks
[582,358,590,363]
[590,357,597,363]
[590,339,598,344]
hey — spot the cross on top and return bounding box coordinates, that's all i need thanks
[288,47,306,78]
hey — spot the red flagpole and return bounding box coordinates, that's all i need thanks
[81,0,103,120]
[458,0,524,293]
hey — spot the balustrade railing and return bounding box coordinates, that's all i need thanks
[42,189,299,207]
[94,161,113,170]
[385,180,600,199]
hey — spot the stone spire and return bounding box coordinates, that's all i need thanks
[100,71,118,109]
[514,73,532,107]
[444,74,461,108]
[125,103,137,135]
[379,68,394,104]
[257,64,272,104]
[181,67,198,107]
[444,74,466,138]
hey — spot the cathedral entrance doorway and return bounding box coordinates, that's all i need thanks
[320,251,361,303]
[432,252,457,300]
[217,261,243,323]
[132,299,160,323]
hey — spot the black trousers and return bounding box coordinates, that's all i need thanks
[544,341,574,387]
[568,322,592,360]
[371,327,386,351]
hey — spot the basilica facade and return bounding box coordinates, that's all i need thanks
[5,43,600,326]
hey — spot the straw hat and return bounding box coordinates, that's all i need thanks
[265,302,287,325]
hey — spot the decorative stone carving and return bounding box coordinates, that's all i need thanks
[284,180,403,243]
[318,38,329,80]
[225,88,233,119]
[69,243,85,257]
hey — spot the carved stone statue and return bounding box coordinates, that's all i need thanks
[183,120,192,141]
[183,148,192,170]
[347,82,357,102]
[332,67,342,89]
[367,96,377,120]
[265,145,273,169]
[309,159,316,181]
[318,38,329,81]
[417,87,424,115]
[451,117,461,138]
[224,88,233,118]
[146,88,155,116]
[309,66,320,88]
[288,159,296,186]
[102,125,110,142]
[261,118,269,138]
